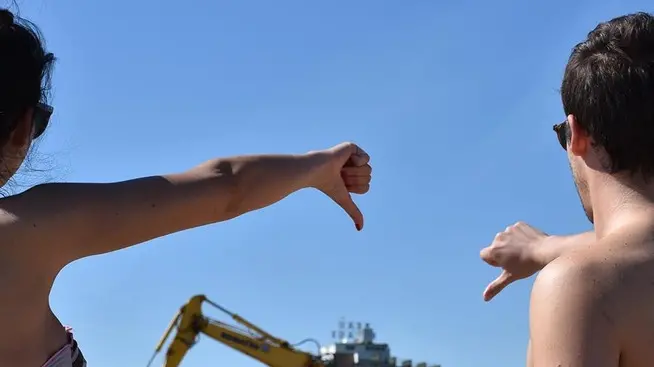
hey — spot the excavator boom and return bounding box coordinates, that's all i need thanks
[147,295,325,367]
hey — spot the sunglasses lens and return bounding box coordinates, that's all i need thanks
[558,130,566,149]
[554,122,568,150]
[32,103,52,139]
[33,123,44,138]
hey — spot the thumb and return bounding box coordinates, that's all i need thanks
[330,187,364,231]
[483,271,513,302]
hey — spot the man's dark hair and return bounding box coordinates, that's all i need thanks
[0,8,55,147]
[561,12,654,176]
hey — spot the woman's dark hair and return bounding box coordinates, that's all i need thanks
[0,8,55,146]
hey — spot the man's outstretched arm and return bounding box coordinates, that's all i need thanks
[481,222,596,301]
[529,256,619,367]
[536,231,595,265]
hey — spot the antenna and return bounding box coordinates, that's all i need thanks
[362,322,375,343]
[337,317,346,342]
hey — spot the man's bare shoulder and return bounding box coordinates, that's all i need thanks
[532,247,617,309]
[533,237,644,311]
[530,233,654,366]
[528,243,626,367]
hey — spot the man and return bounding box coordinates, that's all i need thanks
[481,12,654,367]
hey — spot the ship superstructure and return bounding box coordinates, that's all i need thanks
[319,319,440,367]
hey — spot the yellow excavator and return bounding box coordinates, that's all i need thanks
[146,294,326,367]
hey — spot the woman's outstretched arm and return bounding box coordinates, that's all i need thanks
[1,142,371,270]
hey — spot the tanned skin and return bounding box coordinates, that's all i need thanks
[481,114,654,367]
[0,109,372,366]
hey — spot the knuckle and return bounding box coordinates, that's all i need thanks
[480,248,496,263]
[505,221,525,232]
[350,185,370,194]
[483,246,495,257]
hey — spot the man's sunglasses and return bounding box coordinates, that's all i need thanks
[553,120,568,150]
[32,102,53,139]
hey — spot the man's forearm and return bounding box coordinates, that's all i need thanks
[535,231,596,266]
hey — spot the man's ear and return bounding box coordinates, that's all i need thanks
[567,114,590,157]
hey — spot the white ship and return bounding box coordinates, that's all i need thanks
[319,320,440,367]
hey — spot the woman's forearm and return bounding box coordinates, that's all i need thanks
[535,231,596,266]
[187,153,322,218]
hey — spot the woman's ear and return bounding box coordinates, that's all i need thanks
[9,108,34,148]
[0,108,34,183]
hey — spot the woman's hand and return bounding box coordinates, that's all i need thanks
[308,142,371,231]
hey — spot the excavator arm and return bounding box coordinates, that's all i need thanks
[147,295,325,367]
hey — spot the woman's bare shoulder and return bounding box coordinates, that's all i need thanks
[0,184,64,267]
[0,173,230,270]
[0,182,115,264]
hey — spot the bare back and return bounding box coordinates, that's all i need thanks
[605,235,654,367]
[0,243,67,366]
[528,224,654,367]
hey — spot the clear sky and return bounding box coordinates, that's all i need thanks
[14,0,651,366]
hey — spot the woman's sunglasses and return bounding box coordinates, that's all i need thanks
[553,120,568,150]
[32,102,53,139]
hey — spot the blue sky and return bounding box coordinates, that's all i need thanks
[15,0,649,366]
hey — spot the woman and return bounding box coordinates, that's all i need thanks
[0,9,372,367]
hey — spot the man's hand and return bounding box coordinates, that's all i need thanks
[308,142,371,231]
[480,222,548,301]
